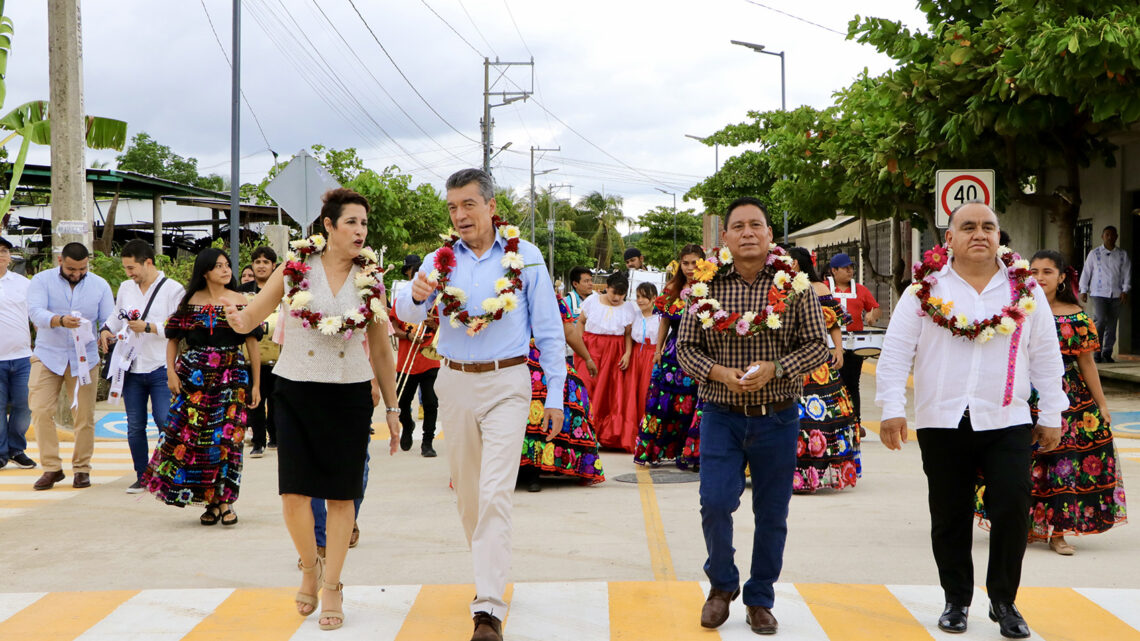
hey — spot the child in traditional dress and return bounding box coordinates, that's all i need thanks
[627,282,660,437]
[575,273,638,451]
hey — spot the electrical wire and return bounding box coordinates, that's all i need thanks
[742,0,847,36]
[455,0,499,58]
[199,0,273,152]
[418,0,485,57]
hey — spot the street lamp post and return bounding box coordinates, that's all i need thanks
[655,187,677,255]
[684,133,720,173]
[731,39,789,244]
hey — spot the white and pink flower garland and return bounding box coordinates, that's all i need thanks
[431,216,524,336]
[282,234,386,339]
[687,244,812,335]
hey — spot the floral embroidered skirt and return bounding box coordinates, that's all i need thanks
[142,345,250,507]
[520,343,604,483]
[678,402,703,471]
[633,335,699,467]
[793,363,861,493]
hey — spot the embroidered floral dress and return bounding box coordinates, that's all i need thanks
[519,298,605,483]
[634,293,700,468]
[1027,313,1125,538]
[142,305,261,507]
[793,295,861,493]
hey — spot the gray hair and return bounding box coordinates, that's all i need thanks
[445,168,495,202]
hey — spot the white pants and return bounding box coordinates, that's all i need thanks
[437,363,531,618]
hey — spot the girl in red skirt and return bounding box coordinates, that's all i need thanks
[575,273,637,451]
[627,282,660,436]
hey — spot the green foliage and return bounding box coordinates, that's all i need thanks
[89,251,197,297]
[634,206,703,267]
[116,132,222,190]
[575,191,627,271]
[534,225,592,281]
[347,164,448,255]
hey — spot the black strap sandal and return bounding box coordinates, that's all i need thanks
[200,504,221,526]
[219,506,239,526]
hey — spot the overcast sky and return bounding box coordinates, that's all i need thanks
[6,0,928,228]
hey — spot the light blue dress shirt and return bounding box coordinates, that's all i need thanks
[394,232,567,410]
[27,267,115,376]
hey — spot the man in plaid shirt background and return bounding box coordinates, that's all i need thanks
[678,197,829,635]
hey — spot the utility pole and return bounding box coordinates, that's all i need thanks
[731,40,788,243]
[529,146,559,243]
[229,0,242,271]
[481,57,533,178]
[47,0,91,254]
[546,184,570,278]
[656,188,677,256]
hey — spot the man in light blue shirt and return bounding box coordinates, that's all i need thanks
[395,168,565,641]
[26,242,114,491]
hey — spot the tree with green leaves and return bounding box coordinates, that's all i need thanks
[634,205,702,267]
[575,191,627,271]
[115,132,223,190]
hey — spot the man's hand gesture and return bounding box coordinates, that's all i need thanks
[411,271,439,304]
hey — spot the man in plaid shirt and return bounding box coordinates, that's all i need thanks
[677,197,829,635]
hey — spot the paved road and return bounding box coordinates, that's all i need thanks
[1,367,1137,640]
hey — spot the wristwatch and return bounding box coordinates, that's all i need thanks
[385,406,400,414]
[772,360,784,378]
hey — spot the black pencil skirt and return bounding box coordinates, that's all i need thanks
[274,377,372,500]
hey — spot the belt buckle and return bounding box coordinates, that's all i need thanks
[741,404,768,417]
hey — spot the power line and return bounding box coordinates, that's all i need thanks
[742,0,847,36]
[455,0,499,58]
[417,0,485,57]
[199,0,273,151]
[501,0,532,58]
[346,0,482,145]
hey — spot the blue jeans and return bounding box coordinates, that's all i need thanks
[312,449,370,547]
[123,367,170,481]
[699,402,799,608]
[0,357,32,464]
[1091,296,1122,356]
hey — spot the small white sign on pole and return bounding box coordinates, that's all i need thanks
[935,169,995,228]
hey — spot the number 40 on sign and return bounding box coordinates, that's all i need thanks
[935,169,995,228]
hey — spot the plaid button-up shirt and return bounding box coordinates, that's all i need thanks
[676,264,829,406]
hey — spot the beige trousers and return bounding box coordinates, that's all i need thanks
[437,363,531,618]
[28,357,98,473]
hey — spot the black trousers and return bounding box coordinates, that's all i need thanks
[917,415,1033,605]
[838,350,865,420]
[398,368,439,442]
[248,364,277,449]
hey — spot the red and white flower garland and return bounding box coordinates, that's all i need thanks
[430,216,524,336]
[282,234,386,339]
[907,244,1037,343]
[687,244,811,335]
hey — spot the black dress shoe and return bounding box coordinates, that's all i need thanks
[399,427,413,451]
[938,603,969,633]
[1103,354,1115,363]
[989,602,1030,639]
[421,444,437,457]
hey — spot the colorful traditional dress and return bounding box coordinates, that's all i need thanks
[142,304,260,507]
[793,295,861,493]
[520,298,605,483]
[634,293,699,467]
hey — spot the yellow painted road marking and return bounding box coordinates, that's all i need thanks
[0,590,137,641]
[180,587,303,641]
[797,583,930,641]
[1016,587,1140,641]
[861,361,913,388]
[394,584,512,641]
[635,466,675,581]
[608,581,704,640]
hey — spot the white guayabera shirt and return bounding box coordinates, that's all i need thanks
[875,259,1067,431]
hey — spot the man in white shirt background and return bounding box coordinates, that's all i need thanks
[98,240,185,493]
[0,237,35,470]
[1079,225,1131,363]
[875,203,1066,639]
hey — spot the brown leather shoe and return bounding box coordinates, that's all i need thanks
[33,470,65,491]
[746,605,778,635]
[700,587,740,629]
[470,612,502,641]
[73,472,91,488]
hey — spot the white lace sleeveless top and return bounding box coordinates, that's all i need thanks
[272,256,374,384]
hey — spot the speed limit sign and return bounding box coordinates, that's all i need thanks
[935,169,995,228]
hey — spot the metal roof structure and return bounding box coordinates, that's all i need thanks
[2,164,230,202]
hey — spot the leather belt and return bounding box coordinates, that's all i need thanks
[445,355,527,373]
[719,398,796,417]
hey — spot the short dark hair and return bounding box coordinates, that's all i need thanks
[61,242,89,261]
[250,246,278,263]
[320,187,370,229]
[635,281,658,300]
[120,239,156,265]
[569,266,591,285]
[0,237,13,250]
[605,273,629,296]
[724,197,768,227]
[1104,225,1118,234]
[445,168,495,202]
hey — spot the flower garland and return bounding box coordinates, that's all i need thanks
[281,234,386,339]
[907,244,1037,343]
[687,244,811,335]
[431,216,524,336]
